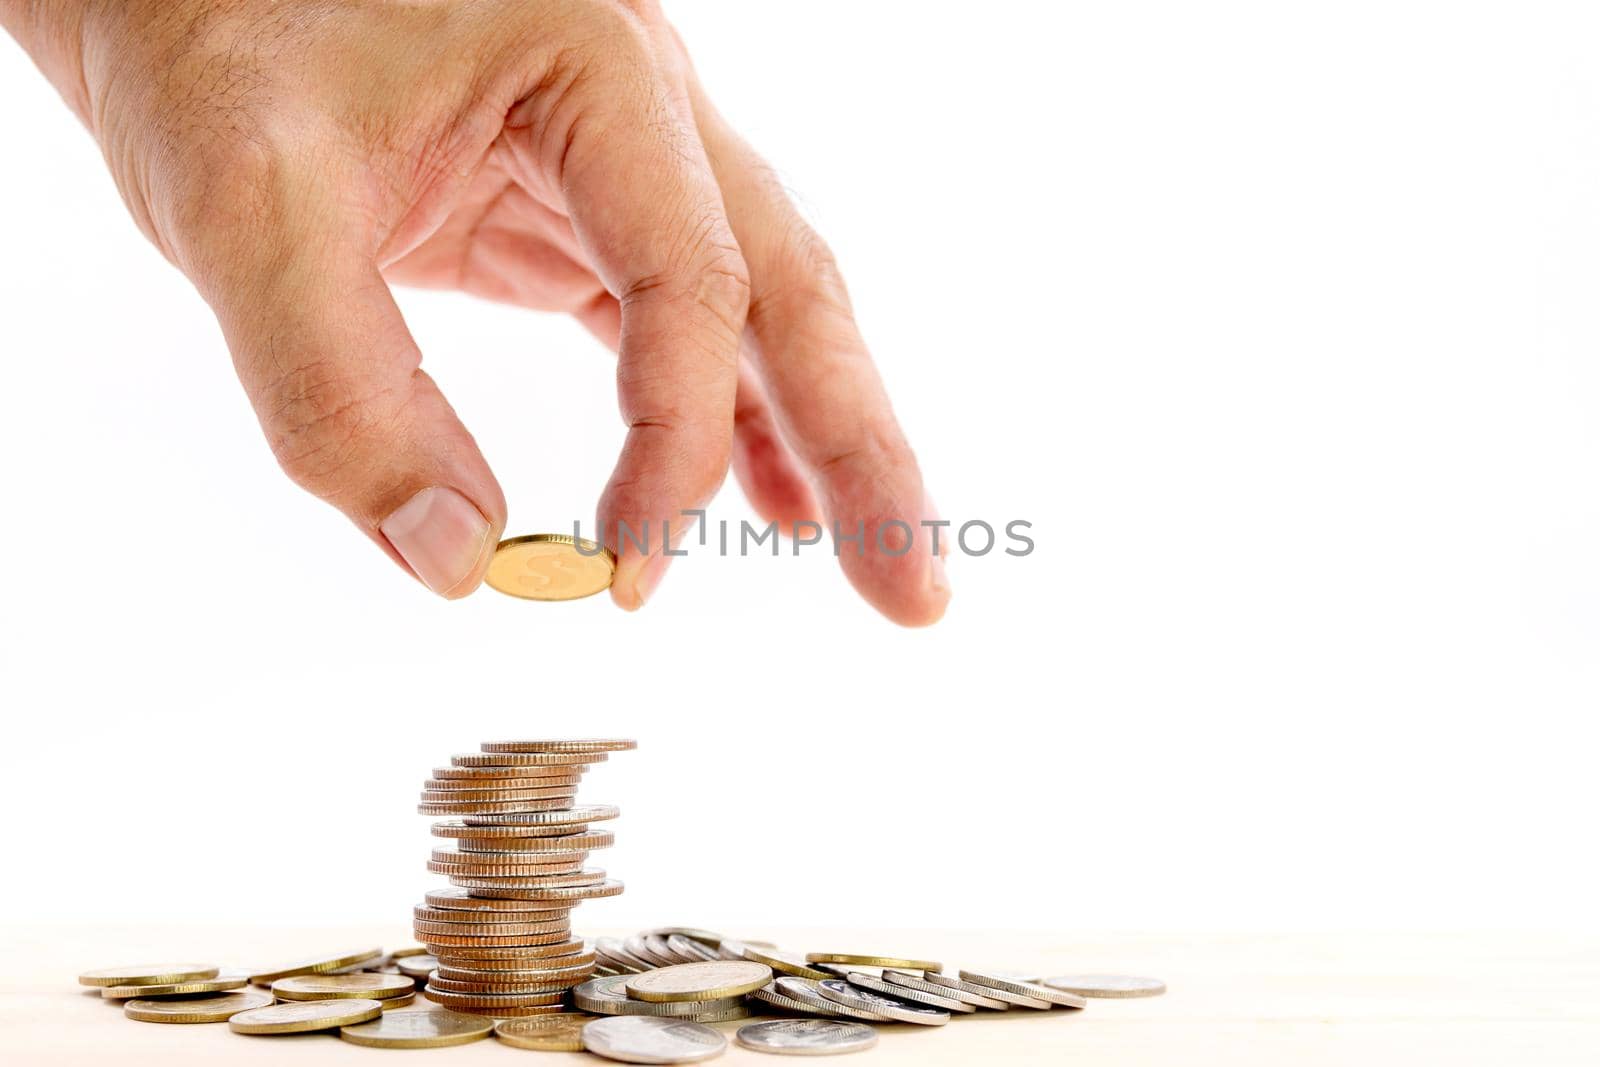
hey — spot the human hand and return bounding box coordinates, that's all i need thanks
[3,0,949,623]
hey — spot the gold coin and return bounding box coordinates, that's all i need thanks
[434,941,589,968]
[458,878,624,902]
[272,973,416,1001]
[424,888,575,913]
[625,961,774,1003]
[412,918,570,938]
[743,946,834,981]
[79,964,218,988]
[434,955,597,983]
[124,990,273,1024]
[248,949,383,985]
[421,929,576,949]
[424,987,567,1010]
[806,952,943,972]
[419,797,576,816]
[414,905,573,925]
[380,993,417,1010]
[339,1009,495,1048]
[431,847,592,868]
[485,534,615,601]
[100,974,246,999]
[481,739,637,754]
[433,764,585,780]
[447,868,606,890]
[494,1013,591,1051]
[389,947,429,960]
[457,829,614,853]
[229,998,384,1034]
[426,966,592,994]
[451,751,607,768]
[429,858,587,877]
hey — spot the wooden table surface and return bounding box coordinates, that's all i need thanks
[3,925,1595,1065]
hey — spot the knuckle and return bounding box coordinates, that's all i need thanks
[257,360,399,494]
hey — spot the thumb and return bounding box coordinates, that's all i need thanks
[211,228,505,598]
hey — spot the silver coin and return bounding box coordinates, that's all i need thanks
[581,1016,727,1064]
[1035,974,1166,998]
[809,963,855,980]
[814,979,948,1026]
[680,1005,752,1023]
[459,804,619,827]
[882,969,1008,1010]
[748,983,843,1018]
[627,935,679,968]
[394,956,439,980]
[771,978,889,1023]
[666,935,720,963]
[735,1019,878,1056]
[643,928,726,948]
[573,975,743,1018]
[714,938,751,962]
[844,971,974,1013]
[920,969,1050,1009]
[958,969,1087,1009]
[645,934,695,965]
[596,938,654,974]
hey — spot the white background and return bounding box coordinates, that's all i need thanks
[1,1,1597,936]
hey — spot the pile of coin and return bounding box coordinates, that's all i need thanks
[413,738,635,1017]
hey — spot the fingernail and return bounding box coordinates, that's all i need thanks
[380,487,491,598]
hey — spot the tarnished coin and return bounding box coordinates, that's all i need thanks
[882,969,1008,1010]
[815,979,948,1026]
[770,978,887,1023]
[736,1019,879,1056]
[581,1015,727,1065]
[805,953,941,972]
[1036,974,1167,998]
[666,936,719,963]
[452,751,606,768]
[457,829,614,853]
[843,971,973,1013]
[424,888,573,912]
[414,904,573,925]
[920,969,1049,1009]
[626,961,773,1003]
[482,739,638,754]
[420,929,575,949]
[572,975,744,1018]
[494,1013,592,1051]
[99,975,246,999]
[744,946,833,981]
[446,867,605,889]
[485,534,615,601]
[414,915,570,936]
[958,969,1087,1009]
[462,878,624,902]
[124,990,273,1024]
[79,964,218,988]
[272,973,416,1001]
[748,983,843,1018]
[340,1009,494,1048]
[247,949,383,985]
[420,796,576,816]
[458,804,618,826]
[229,998,384,1034]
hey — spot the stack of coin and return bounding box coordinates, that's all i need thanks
[414,739,635,1017]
